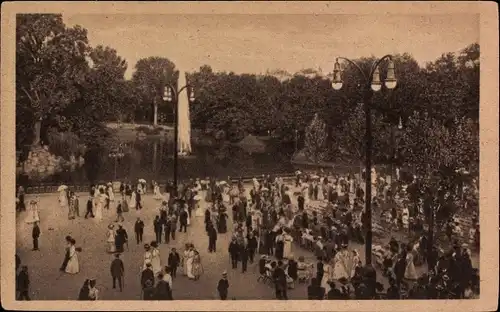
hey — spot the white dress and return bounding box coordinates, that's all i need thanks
[65,245,80,274]
[107,186,115,202]
[143,251,153,270]
[186,250,195,279]
[94,195,104,221]
[332,250,350,280]
[195,195,205,217]
[321,263,332,295]
[129,192,137,209]
[283,235,293,259]
[106,229,116,253]
[153,185,162,200]
[151,248,162,275]
[25,203,40,224]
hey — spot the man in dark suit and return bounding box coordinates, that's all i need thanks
[136,189,142,210]
[208,223,218,253]
[167,248,181,278]
[154,216,163,243]
[32,222,41,251]
[273,261,288,300]
[16,265,30,300]
[134,217,144,244]
[110,253,125,291]
[179,209,188,233]
[85,196,94,218]
[141,262,155,292]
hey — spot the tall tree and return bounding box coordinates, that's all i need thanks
[16,13,90,146]
[304,113,329,163]
[131,57,178,126]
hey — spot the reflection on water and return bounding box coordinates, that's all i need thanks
[17,138,294,186]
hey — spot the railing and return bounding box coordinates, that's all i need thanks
[19,172,299,195]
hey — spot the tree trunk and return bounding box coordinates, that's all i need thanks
[153,101,158,126]
[32,118,42,146]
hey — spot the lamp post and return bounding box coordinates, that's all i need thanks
[331,55,397,266]
[108,144,125,181]
[163,74,195,198]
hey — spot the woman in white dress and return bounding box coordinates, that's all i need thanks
[94,189,105,222]
[106,224,116,253]
[150,242,162,275]
[321,259,332,296]
[129,191,137,210]
[65,238,80,274]
[107,183,115,202]
[182,244,190,276]
[186,245,196,280]
[153,182,163,200]
[332,246,350,281]
[194,192,205,217]
[349,250,361,278]
[143,245,153,270]
[283,232,294,259]
[59,189,69,212]
[25,199,40,224]
[222,186,230,203]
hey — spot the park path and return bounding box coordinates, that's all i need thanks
[16,187,315,300]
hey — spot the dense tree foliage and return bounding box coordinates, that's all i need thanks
[16,13,479,185]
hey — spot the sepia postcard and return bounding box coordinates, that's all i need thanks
[1,1,498,311]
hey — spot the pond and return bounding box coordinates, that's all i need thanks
[16,137,296,186]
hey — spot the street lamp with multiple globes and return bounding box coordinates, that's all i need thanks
[331,55,397,268]
[163,75,196,198]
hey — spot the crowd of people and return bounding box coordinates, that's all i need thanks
[15,167,479,300]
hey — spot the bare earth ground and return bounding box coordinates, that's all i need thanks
[15,183,478,300]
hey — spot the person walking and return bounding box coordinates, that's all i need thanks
[170,214,178,241]
[154,216,163,244]
[163,216,171,244]
[217,271,229,300]
[168,248,180,278]
[110,253,125,292]
[179,208,188,233]
[134,217,144,245]
[16,265,30,300]
[32,222,41,251]
[241,246,249,273]
[208,223,217,253]
[246,232,258,263]
[228,237,239,269]
[115,200,125,222]
[85,196,94,218]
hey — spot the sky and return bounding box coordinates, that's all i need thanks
[63,14,479,80]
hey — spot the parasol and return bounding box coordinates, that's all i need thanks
[310,174,319,179]
[219,181,227,185]
[295,170,302,175]
[261,187,269,192]
[138,179,146,183]
[57,185,68,192]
